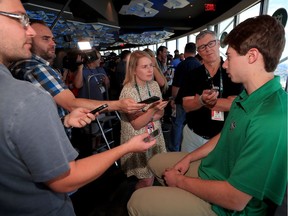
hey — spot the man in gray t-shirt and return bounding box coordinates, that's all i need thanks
[0,64,78,215]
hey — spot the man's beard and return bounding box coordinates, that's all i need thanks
[45,50,56,63]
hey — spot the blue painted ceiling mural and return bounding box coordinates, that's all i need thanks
[22,0,244,50]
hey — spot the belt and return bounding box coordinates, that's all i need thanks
[198,134,210,140]
[188,125,211,140]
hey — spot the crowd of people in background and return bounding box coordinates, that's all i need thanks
[0,1,286,214]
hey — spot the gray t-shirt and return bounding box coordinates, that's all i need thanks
[0,64,78,215]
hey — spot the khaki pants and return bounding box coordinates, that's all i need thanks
[127,152,217,216]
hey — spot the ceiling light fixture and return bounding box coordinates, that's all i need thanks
[77,41,92,50]
[119,30,174,45]
[119,0,158,17]
[164,0,189,9]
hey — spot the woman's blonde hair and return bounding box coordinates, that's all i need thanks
[143,48,168,93]
[123,50,152,86]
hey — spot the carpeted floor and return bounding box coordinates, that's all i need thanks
[70,165,136,216]
[70,119,172,216]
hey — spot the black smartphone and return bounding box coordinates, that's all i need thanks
[163,96,174,101]
[144,129,160,142]
[138,96,160,104]
[90,104,108,114]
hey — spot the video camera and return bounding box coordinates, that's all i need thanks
[77,41,99,64]
[63,49,99,72]
[81,50,98,64]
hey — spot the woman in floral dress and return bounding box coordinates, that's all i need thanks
[120,51,168,189]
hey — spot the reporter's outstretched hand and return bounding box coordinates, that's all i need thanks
[123,133,156,152]
[148,100,168,120]
[118,98,146,113]
[64,107,97,128]
[152,100,169,111]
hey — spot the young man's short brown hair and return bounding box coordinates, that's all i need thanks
[224,15,285,72]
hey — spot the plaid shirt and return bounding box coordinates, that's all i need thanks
[10,54,71,137]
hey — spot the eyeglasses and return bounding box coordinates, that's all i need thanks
[197,40,217,51]
[0,11,30,28]
[137,64,154,69]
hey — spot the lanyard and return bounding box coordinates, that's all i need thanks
[205,67,223,98]
[205,66,223,98]
[135,81,151,101]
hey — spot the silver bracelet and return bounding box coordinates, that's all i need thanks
[199,95,206,106]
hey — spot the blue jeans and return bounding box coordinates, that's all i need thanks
[170,104,186,151]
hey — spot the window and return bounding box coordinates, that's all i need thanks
[178,36,188,54]
[148,44,156,52]
[239,3,260,23]
[268,0,288,89]
[166,40,176,56]
[189,33,197,44]
[219,17,234,58]
[130,48,138,52]
[157,42,166,49]
[138,46,147,51]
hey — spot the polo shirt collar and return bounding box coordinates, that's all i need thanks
[235,76,282,113]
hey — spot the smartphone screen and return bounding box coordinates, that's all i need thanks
[90,104,108,114]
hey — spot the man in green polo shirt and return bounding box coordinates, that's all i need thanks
[127,15,287,216]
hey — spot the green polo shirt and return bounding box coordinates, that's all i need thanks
[199,76,287,216]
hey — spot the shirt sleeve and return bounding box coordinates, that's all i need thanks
[177,69,197,99]
[227,109,287,205]
[33,64,67,97]
[10,89,78,182]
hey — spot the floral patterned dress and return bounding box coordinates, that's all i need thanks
[119,80,167,179]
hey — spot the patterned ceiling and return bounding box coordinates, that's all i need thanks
[27,10,120,49]
[22,0,256,50]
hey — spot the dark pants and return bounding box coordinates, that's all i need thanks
[170,104,186,151]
